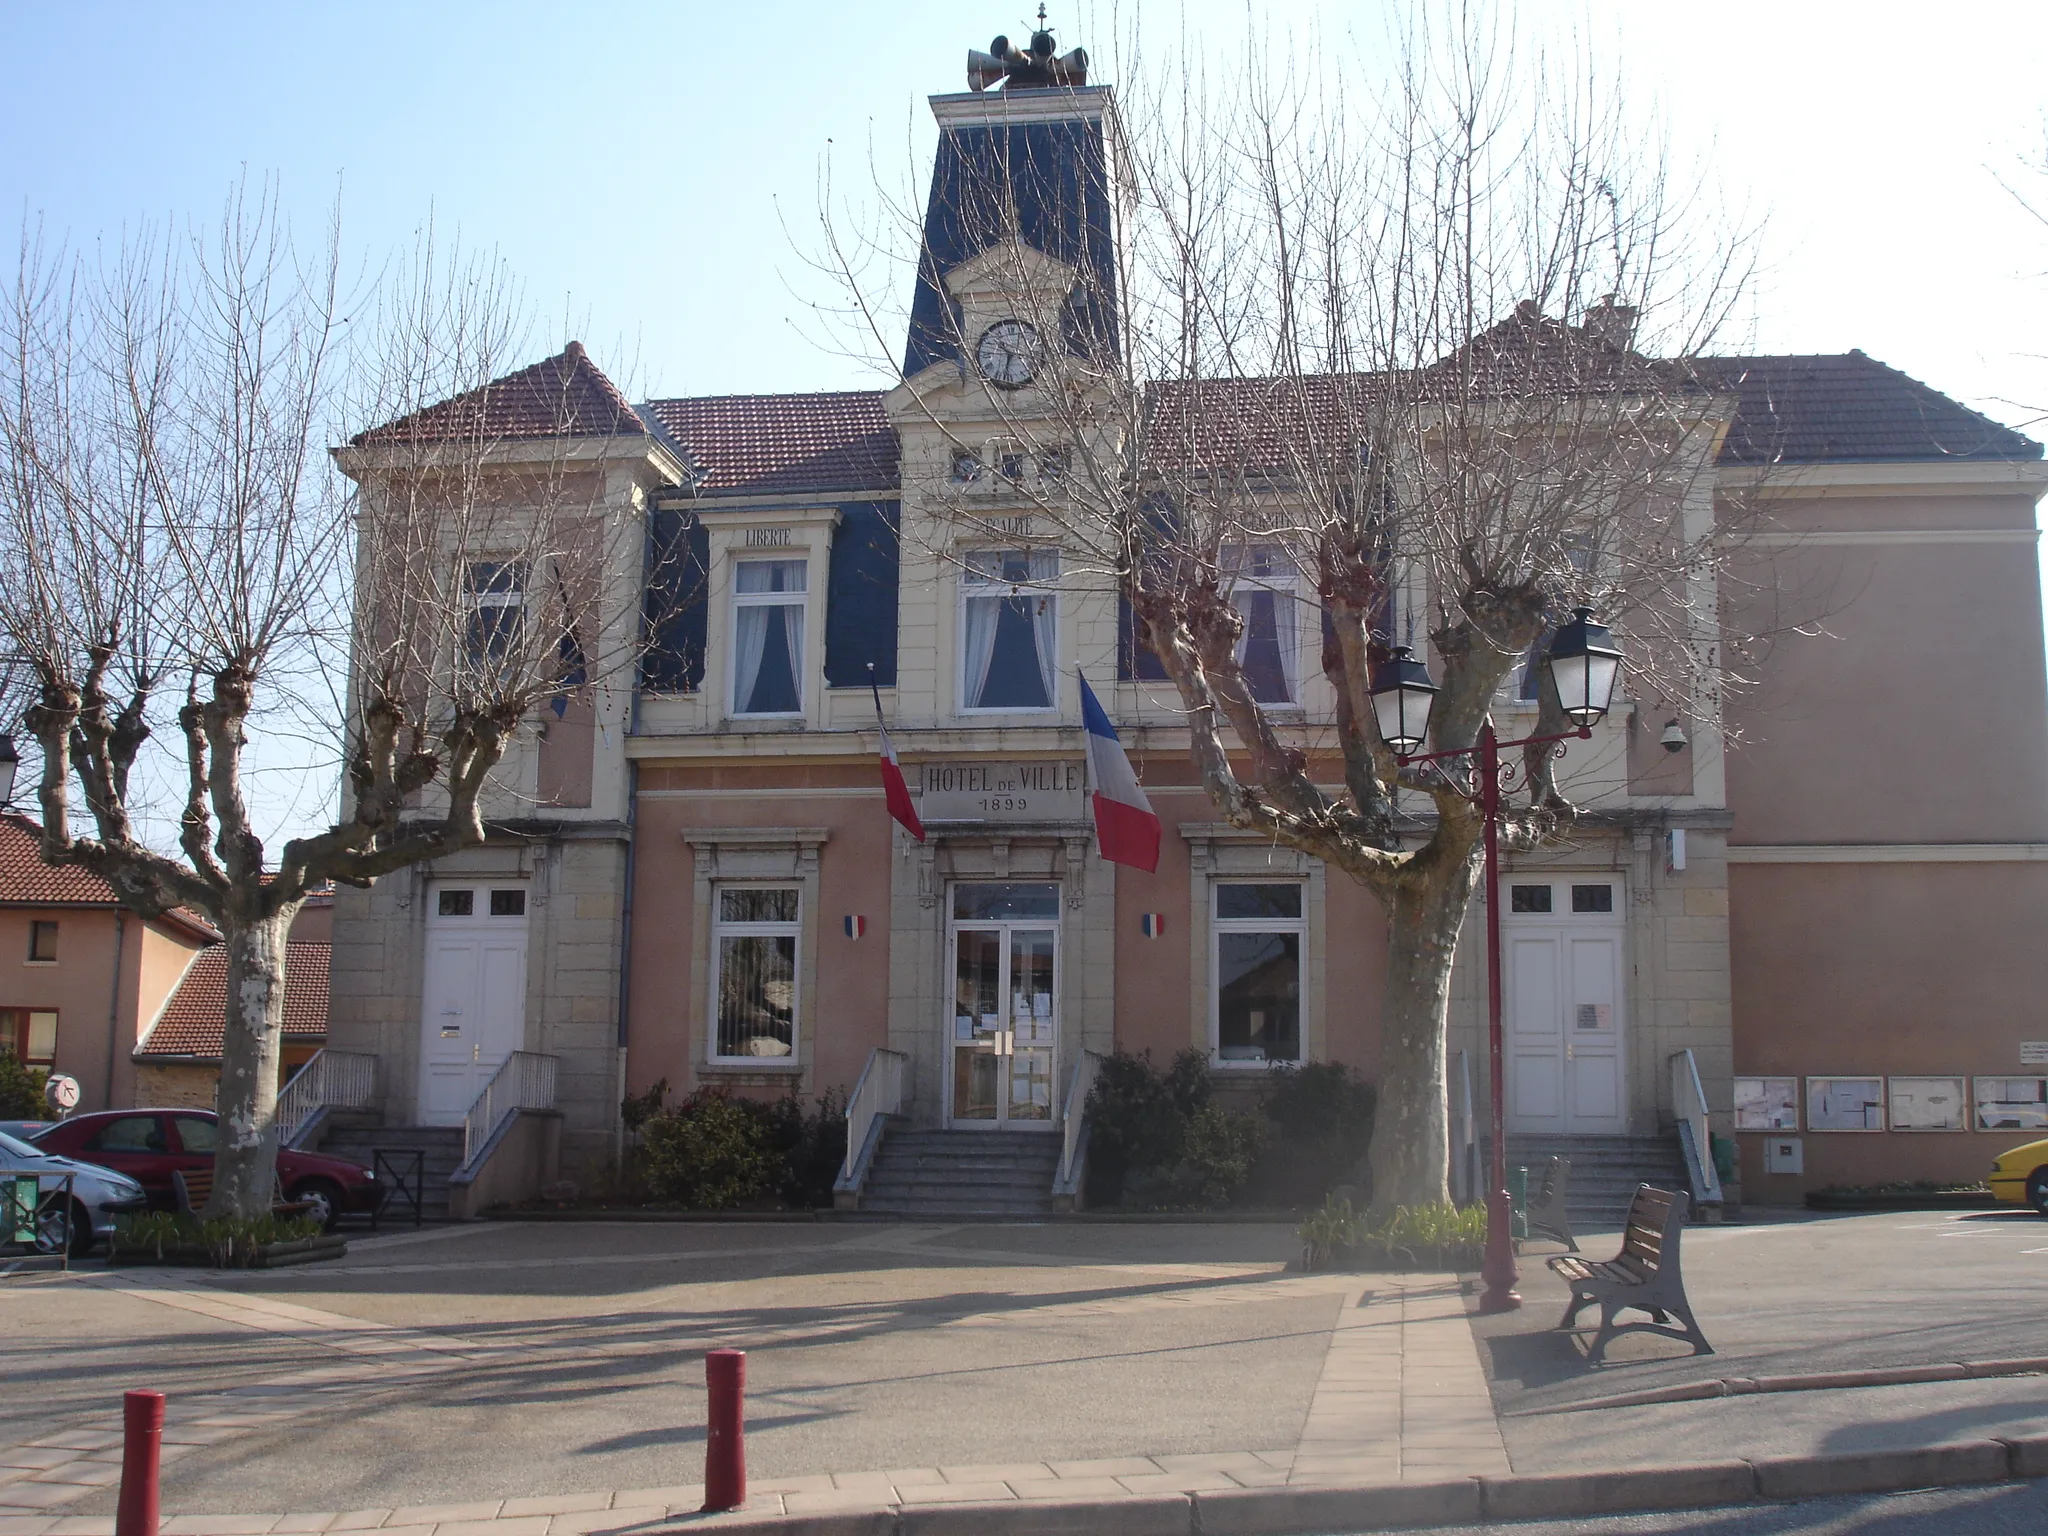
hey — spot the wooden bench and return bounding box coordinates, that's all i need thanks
[1524,1155,1576,1252]
[1548,1184,1711,1362]
[172,1167,315,1220]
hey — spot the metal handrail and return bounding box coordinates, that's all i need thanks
[1053,1049,1106,1196]
[1670,1048,1724,1205]
[276,1048,379,1147]
[838,1048,908,1189]
[462,1051,558,1166]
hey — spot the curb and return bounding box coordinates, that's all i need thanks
[1518,1355,2048,1413]
[645,1439,2048,1535]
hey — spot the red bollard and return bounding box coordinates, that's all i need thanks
[702,1348,747,1512]
[116,1390,165,1536]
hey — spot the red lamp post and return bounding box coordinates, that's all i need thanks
[1372,610,1624,1314]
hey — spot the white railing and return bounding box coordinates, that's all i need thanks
[462,1051,558,1166]
[276,1049,378,1148]
[837,1048,909,1192]
[1670,1048,1724,1206]
[1452,1049,1478,1205]
[1054,1049,1107,1199]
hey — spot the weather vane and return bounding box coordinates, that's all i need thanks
[968,9,1088,91]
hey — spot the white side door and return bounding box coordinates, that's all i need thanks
[1506,930,1566,1133]
[418,885,529,1126]
[1563,929,1626,1133]
[1504,878,1628,1136]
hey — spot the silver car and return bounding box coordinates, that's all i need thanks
[0,1127,148,1255]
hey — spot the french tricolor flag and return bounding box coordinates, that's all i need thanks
[870,672,924,842]
[1080,673,1160,872]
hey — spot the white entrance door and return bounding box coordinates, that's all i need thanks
[948,882,1059,1131]
[1504,877,1626,1135]
[418,884,529,1126]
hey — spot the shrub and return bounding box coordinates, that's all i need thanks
[639,1090,774,1209]
[635,1086,848,1210]
[1245,1061,1377,1209]
[757,1086,848,1208]
[0,1048,48,1121]
[1298,1195,1488,1272]
[1083,1048,1210,1206]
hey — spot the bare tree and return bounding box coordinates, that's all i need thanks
[0,188,659,1218]
[818,16,1763,1211]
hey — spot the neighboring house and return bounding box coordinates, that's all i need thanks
[324,45,2048,1205]
[132,894,333,1108]
[0,811,218,1111]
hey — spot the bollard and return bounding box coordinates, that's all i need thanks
[703,1349,747,1512]
[116,1390,165,1536]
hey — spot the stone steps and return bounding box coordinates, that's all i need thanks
[1495,1135,1691,1230]
[319,1126,467,1223]
[859,1129,1062,1218]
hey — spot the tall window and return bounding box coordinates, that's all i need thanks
[2,1008,58,1067]
[27,921,58,963]
[464,561,526,671]
[1213,883,1304,1065]
[712,888,799,1060]
[731,559,806,716]
[961,549,1058,711]
[1228,546,1299,706]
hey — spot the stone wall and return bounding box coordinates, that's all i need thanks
[133,1062,217,1109]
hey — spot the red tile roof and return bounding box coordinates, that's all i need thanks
[353,342,646,445]
[136,941,330,1059]
[1693,353,2041,463]
[643,392,898,495]
[0,813,123,904]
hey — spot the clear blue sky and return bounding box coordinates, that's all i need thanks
[7,2,2044,413]
[5,1,2046,844]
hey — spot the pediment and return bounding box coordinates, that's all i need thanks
[941,240,1078,309]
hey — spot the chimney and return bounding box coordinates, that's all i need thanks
[1583,295,1637,351]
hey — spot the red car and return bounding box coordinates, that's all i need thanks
[33,1110,383,1230]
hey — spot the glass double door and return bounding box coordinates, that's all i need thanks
[950,921,1058,1129]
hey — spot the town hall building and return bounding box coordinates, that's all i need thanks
[320,37,2048,1214]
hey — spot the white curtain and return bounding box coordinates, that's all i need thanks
[962,594,1000,708]
[733,606,771,713]
[1027,550,1059,705]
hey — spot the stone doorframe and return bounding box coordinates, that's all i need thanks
[886,820,1115,1130]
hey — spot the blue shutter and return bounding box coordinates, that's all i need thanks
[1117,594,1170,682]
[641,508,708,692]
[823,500,900,688]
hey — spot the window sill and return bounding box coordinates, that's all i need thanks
[1211,1057,1301,1070]
[702,1059,804,1074]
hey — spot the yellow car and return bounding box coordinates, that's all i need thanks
[1988,1138,2048,1216]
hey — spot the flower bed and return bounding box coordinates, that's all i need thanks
[109,1210,344,1268]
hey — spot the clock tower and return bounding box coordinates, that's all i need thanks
[902,47,1122,381]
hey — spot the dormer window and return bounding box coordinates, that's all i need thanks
[961,549,1058,712]
[731,559,806,717]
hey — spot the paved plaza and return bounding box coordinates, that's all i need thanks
[0,1209,2043,1533]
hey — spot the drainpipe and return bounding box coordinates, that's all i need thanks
[103,912,126,1110]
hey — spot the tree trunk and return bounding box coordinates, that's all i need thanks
[208,912,294,1221]
[1364,857,1479,1215]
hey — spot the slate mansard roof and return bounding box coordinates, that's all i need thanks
[136,941,331,1060]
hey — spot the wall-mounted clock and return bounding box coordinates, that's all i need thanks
[975,319,1043,389]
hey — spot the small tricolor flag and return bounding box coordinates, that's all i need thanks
[1079,673,1161,873]
[870,668,924,842]
[1140,913,1166,938]
[844,915,867,940]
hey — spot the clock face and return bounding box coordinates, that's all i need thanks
[975,319,1043,389]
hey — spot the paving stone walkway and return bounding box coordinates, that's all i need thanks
[0,1264,1506,1536]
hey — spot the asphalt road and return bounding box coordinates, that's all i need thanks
[1471,1208,2048,1469]
[18,1218,1337,1515]
[1367,1480,2048,1535]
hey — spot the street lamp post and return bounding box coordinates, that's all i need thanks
[0,733,19,809]
[1372,609,1623,1315]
